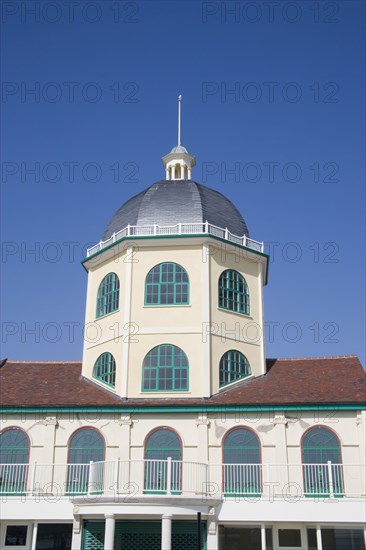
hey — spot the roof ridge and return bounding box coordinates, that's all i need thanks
[268,355,359,361]
[3,360,82,364]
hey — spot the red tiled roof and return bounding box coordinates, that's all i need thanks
[0,356,365,408]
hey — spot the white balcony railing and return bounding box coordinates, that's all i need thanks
[86,222,264,257]
[0,461,364,500]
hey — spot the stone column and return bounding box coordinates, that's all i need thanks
[118,414,133,459]
[117,414,135,492]
[31,522,38,550]
[41,416,58,463]
[121,245,134,397]
[196,413,210,497]
[316,525,323,550]
[72,508,82,550]
[161,514,172,550]
[196,414,210,463]
[273,414,288,498]
[201,243,211,397]
[356,412,365,495]
[206,507,218,550]
[104,514,116,550]
[260,524,266,550]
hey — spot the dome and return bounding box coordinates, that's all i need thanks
[102,180,249,241]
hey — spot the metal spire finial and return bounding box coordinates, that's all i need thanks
[178,94,182,146]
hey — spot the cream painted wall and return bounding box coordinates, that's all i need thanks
[81,237,266,399]
[2,410,363,467]
[1,409,364,515]
[209,246,265,387]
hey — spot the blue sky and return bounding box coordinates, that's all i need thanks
[1,0,365,365]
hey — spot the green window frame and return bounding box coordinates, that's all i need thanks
[96,272,120,318]
[145,262,189,305]
[302,427,343,497]
[144,428,182,494]
[220,350,251,387]
[66,429,104,495]
[218,269,249,315]
[93,353,116,388]
[223,428,261,496]
[142,344,189,392]
[0,429,29,495]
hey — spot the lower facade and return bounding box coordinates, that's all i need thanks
[1,499,366,550]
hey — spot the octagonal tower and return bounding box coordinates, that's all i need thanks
[81,100,268,399]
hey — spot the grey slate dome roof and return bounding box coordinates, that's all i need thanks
[102,180,249,241]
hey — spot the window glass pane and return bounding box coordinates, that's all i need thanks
[278,529,302,547]
[219,350,251,387]
[96,273,119,318]
[219,270,249,315]
[69,429,104,464]
[0,430,29,464]
[219,526,262,550]
[321,528,365,550]
[266,528,273,550]
[223,428,261,494]
[302,428,343,495]
[36,524,72,550]
[146,430,181,460]
[142,345,188,392]
[5,526,28,546]
[93,353,116,387]
[307,529,318,550]
[145,263,189,305]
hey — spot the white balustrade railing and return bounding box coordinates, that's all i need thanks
[0,463,29,494]
[207,463,365,499]
[0,461,364,499]
[86,222,264,257]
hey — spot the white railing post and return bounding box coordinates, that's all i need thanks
[88,461,95,496]
[166,457,172,495]
[114,458,120,496]
[86,222,264,256]
[205,463,209,497]
[265,463,270,498]
[327,461,334,498]
[29,462,36,496]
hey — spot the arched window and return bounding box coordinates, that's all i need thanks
[0,429,29,494]
[223,428,261,496]
[67,429,105,494]
[96,272,120,318]
[145,263,189,306]
[220,350,251,387]
[144,428,182,494]
[142,344,189,392]
[93,352,116,388]
[302,427,343,497]
[218,270,249,315]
